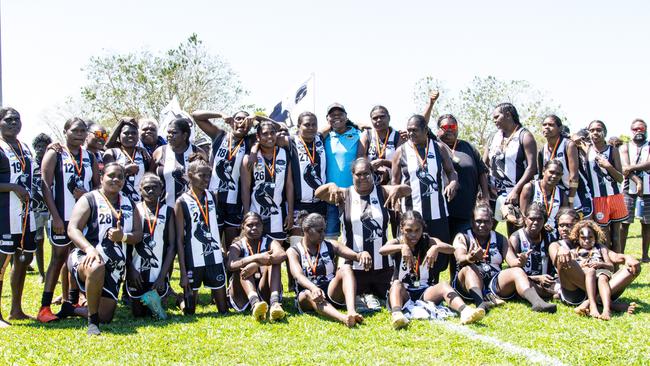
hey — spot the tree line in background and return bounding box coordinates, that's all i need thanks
[41,34,612,151]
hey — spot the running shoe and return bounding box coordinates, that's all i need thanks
[364,294,382,311]
[269,303,285,321]
[142,290,168,320]
[87,323,101,336]
[355,295,369,313]
[37,306,58,323]
[391,311,409,330]
[460,307,486,325]
[252,301,268,322]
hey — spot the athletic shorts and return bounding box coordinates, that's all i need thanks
[325,203,341,238]
[188,264,226,291]
[452,263,501,301]
[48,220,71,247]
[0,231,37,255]
[385,284,428,310]
[593,194,628,226]
[424,218,451,243]
[34,212,49,241]
[488,272,517,300]
[623,193,650,224]
[354,267,392,297]
[559,286,587,306]
[126,278,170,299]
[296,279,344,313]
[293,201,327,228]
[217,201,243,228]
[69,248,123,300]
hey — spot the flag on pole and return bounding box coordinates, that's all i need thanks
[269,74,314,126]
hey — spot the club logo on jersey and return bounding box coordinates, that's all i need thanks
[416,167,439,196]
[67,175,84,195]
[123,181,141,202]
[194,222,220,257]
[213,159,236,192]
[30,174,47,212]
[254,182,279,217]
[303,163,323,189]
[490,152,515,190]
[360,209,383,243]
[136,233,160,271]
[172,168,188,192]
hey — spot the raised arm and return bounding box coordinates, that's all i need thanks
[422,91,439,123]
[191,110,224,140]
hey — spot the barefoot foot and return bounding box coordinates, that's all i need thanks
[8,311,35,320]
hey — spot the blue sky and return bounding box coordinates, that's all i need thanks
[2,0,649,144]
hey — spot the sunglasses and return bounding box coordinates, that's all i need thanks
[440,124,458,132]
[632,127,646,133]
[94,131,108,140]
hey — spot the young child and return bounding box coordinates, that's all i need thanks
[175,154,228,315]
[569,220,615,320]
[380,211,485,329]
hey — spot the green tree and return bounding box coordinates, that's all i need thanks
[413,75,566,151]
[80,34,247,128]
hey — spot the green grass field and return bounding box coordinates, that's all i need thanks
[1,223,649,365]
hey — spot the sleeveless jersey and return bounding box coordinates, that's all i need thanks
[129,202,172,283]
[488,128,527,194]
[391,234,436,290]
[366,128,399,162]
[624,141,650,195]
[209,132,250,205]
[514,228,550,276]
[540,137,571,189]
[179,190,222,268]
[292,240,337,288]
[106,147,148,202]
[234,235,273,257]
[159,144,198,207]
[573,244,606,266]
[399,138,447,221]
[0,139,36,234]
[290,135,326,204]
[458,230,504,272]
[585,145,620,197]
[53,147,94,222]
[531,179,563,230]
[250,147,289,231]
[342,185,392,270]
[83,190,135,299]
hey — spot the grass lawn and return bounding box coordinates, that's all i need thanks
[1,222,649,365]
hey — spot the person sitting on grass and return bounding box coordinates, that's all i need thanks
[125,173,176,318]
[287,213,371,327]
[569,220,616,320]
[549,208,640,317]
[227,212,287,322]
[453,202,557,314]
[67,162,143,335]
[379,211,485,330]
[175,154,228,315]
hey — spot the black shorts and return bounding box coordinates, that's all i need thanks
[188,264,226,291]
[424,217,451,243]
[217,201,243,228]
[293,201,328,227]
[68,249,122,301]
[560,286,587,306]
[355,267,392,297]
[126,279,170,299]
[48,220,71,247]
[296,279,345,312]
[0,231,37,255]
[452,263,501,301]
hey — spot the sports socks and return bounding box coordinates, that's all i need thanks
[41,291,54,307]
[522,288,556,313]
[270,291,280,306]
[248,294,260,307]
[89,313,99,326]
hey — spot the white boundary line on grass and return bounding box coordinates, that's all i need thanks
[432,321,566,366]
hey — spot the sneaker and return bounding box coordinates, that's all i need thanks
[364,294,382,311]
[252,301,268,322]
[37,306,58,323]
[391,311,409,330]
[142,290,167,320]
[269,303,285,321]
[87,323,101,336]
[355,295,369,313]
[460,307,486,325]
[55,301,76,319]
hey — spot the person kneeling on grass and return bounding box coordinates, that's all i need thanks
[227,212,287,322]
[125,173,176,319]
[380,211,485,330]
[175,154,228,315]
[287,213,372,327]
[67,162,143,335]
